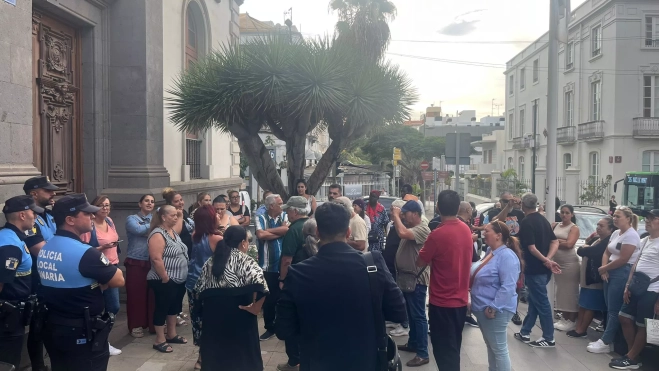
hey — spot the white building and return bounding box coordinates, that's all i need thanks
[466,130,507,177]
[503,0,659,204]
[163,1,243,186]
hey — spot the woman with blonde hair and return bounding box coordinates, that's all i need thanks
[587,206,641,354]
[470,220,523,371]
[189,192,211,217]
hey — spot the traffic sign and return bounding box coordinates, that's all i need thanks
[421,171,433,181]
[437,171,450,180]
[432,157,441,171]
[393,147,402,161]
[420,161,429,170]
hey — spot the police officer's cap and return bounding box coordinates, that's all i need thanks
[52,194,100,216]
[23,176,59,192]
[3,195,45,215]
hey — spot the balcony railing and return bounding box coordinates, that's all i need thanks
[557,126,576,144]
[633,117,659,137]
[512,137,524,149]
[645,39,659,48]
[578,120,604,140]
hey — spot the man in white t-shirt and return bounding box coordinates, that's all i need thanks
[611,209,659,369]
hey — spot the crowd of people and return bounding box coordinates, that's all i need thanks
[2,176,658,371]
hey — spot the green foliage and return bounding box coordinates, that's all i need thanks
[166,34,416,197]
[358,124,445,165]
[330,0,396,62]
[579,177,611,205]
[497,169,529,197]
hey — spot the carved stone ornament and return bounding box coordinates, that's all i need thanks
[589,71,603,84]
[53,163,64,182]
[45,35,68,74]
[46,106,69,133]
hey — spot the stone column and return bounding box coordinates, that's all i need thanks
[535,166,547,206]
[490,170,501,201]
[0,0,41,203]
[106,0,169,196]
[462,177,469,200]
[565,167,581,205]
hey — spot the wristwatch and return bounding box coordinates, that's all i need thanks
[278,277,285,283]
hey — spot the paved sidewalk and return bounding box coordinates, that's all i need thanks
[98,301,628,371]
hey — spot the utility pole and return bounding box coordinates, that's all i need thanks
[546,0,559,219]
[491,99,495,116]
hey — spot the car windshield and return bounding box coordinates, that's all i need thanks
[574,213,603,239]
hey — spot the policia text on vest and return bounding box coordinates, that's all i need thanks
[37,194,125,371]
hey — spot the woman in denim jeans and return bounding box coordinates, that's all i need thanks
[587,206,641,354]
[470,221,523,371]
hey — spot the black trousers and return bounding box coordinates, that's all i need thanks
[428,304,467,371]
[263,272,281,332]
[43,324,109,371]
[148,280,186,326]
[27,314,46,369]
[285,335,300,366]
[0,333,24,368]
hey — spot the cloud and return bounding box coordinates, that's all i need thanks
[438,9,486,36]
[438,20,480,36]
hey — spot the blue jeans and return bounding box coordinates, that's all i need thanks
[103,287,120,315]
[474,310,514,371]
[601,264,631,344]
[520,273,554,342]
[403,284,429,359]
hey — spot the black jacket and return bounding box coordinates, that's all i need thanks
[276,242,407,371]
[577,235,611,286]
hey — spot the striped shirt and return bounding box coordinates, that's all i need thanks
[147,227,189,284]
[255,212,287,272]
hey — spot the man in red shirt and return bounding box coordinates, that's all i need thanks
[417,190,473,371]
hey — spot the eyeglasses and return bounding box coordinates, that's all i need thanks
[100,204,111,209]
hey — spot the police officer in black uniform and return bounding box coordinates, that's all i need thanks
[38,194,125,371]
[23,175,58,371]
[0,195,43,368]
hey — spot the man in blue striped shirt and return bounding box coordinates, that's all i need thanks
[255,194,288,341]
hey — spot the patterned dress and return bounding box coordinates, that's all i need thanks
[194,249,269,371]
[366,202,390,251]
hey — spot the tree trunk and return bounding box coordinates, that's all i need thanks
[307,139,343,195]
[236,134,287,198]
[285,133,307,199]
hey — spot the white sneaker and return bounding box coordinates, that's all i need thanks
[587,339,611,354]
[109,343,122,356]
[389,324,410,337]
[554,319,576,332]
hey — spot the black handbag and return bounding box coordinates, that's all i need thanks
[628,239,659,297]
[362,252,402,371]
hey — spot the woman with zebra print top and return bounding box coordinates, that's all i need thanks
[193,226,269,371]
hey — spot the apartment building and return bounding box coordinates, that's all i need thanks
[503,0,659,191]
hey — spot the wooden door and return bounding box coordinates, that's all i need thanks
[32,10,82,193]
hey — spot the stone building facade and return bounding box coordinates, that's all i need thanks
[0,0,243,240]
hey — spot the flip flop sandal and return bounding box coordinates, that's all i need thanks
[131,328,144,338]
[176,316,188,326]
[153,342,173,353]
[165,335,188,344]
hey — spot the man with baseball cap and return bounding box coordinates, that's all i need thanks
[276,196,310,371]
[0,196,42,368]
[38,194,125,371]
[391,200,431,367]
[611,209,659,369]
[23,176,59,370]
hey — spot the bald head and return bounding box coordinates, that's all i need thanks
[458,201,472,219]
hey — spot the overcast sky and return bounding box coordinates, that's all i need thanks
[240,0,587,120]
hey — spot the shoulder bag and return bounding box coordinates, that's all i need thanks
[628,239,659,297]
[362,252,402,371]
[396,266,426,294]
